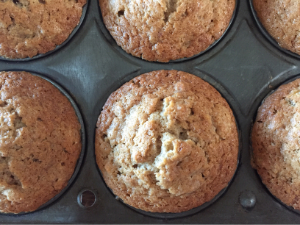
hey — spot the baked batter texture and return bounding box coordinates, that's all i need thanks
[253,0,300,55]
[252,78,300,210]
[95,70,239,213]
[0,71,81,213]
[99,0,235,62]
[0,0,86,59]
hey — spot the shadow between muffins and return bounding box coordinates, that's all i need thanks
[0,70,86,215]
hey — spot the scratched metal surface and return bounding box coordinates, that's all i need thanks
[1,0,300,223]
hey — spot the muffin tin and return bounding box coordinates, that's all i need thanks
[1,0,300,223]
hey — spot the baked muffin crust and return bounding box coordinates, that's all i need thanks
[95,70,239,213]
[99,0,235,62]
[253,0,300,55]
[252,78,300,210]
[0,71,81,213]
[0,0,86,59]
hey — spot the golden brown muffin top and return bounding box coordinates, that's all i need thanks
[95,70,239,213]
[0,0,86,59]
[0,71,81,213]
[253,0,300,55]
[99,0,235,62]
[252,78,300,210]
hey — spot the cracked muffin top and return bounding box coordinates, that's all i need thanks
[0,0,86,59]
[99,0,235,62]
[95,70,239,213]
[0,71,81,213]
[252,78,300,210]
[253,0,300,55]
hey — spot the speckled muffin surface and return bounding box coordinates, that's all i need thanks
[252,78,300,210]
[95,70,239,213]
[0,0,86,59]
[99,0,235,62]
[0,71,81,213]
[253,0,300,55]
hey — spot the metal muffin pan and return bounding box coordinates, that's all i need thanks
[1,0,300,223]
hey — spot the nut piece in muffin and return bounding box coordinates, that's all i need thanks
[253,0,300,55]
[252,78,300,210]
[95,70,239,213]
[0,71,81,213]
[0,0,86,59]
[99,0,235,62]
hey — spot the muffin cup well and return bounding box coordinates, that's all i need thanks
[249,0,300,59]
[97,0,239,63]
[94,70,241,219]
[0,0,89,62]
[250,75,300,216]
[0,70,86,215]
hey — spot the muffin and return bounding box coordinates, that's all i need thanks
[252,78,300,210]
[95,70,239,213]
[99,0,235,62]
[0,71,81,213]
[253,0,300,55]
[0,0,86,59]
